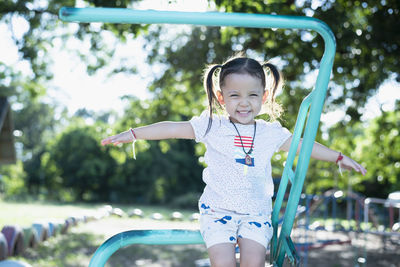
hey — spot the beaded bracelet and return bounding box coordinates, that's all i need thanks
[130,128,137,159]
[335,152,343,164]
[336,152,343,175]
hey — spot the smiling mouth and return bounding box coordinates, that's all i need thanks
[236,110,252,118]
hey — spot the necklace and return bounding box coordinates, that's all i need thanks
[230,119,256,166]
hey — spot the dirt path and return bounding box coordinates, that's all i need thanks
[74,217,200,239]
[73,217,400,267]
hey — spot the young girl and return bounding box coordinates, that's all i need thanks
[101,55,366,267]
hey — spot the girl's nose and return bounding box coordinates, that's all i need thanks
[239,97,250,106]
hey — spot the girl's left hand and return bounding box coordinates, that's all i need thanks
[101,130,134,146]
[340,154,367,176]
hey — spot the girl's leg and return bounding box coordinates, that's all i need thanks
[237,238,267,267]
[208,243,237,267]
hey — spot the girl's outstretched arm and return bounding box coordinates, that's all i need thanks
[279,136,367,176]
[101,121,195,146]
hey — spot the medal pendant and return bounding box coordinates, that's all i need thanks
[245,154,252,165]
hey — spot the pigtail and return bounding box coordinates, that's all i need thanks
[262,62,284,120]
[203,64,222,135]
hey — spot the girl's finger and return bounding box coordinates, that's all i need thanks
[101,139,110,145]
[361,166,367,176]
[101,136,116,146]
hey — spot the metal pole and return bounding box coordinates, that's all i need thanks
[59,8,336,266]
[89,230,204,267]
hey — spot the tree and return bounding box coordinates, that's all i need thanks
[357,101,400,197]
[6,73,61,194]
[3,0,398,201]
[141,0,399,195]
[107,97,205,205]
[0,0,147,200]
[51,125,117,201]
[0,0,147,82]
[212,0,400,122]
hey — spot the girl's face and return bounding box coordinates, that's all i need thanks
[217,73,267,125]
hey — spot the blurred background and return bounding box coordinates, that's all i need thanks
[0,1,399,266]
[1,0,399,205]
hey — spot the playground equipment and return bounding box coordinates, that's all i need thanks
[0,97,16,165]
[21,227,39,250]
[286,190,400,267]
[31,223,48,242]
[363,192,400,237]
[1,226,24,257]
[300,190,368,232]
[59,7,336,267]
[0,233,7,260]
[0,205,115,263]
[0,260,32,267]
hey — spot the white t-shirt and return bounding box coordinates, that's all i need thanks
[190,111,292,215]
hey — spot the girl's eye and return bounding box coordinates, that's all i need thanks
[250,94,258,97]
[230,94,238,97]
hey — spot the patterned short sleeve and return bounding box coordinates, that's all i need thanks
[189,110,211,143]
[270,121,292,152]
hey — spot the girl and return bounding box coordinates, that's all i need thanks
[101,55,366,267]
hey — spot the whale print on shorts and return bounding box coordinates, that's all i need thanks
[249,221,262,228]
[201,203,210,210]
[215,215,232,224]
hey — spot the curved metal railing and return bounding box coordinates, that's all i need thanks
[59,8,336,266]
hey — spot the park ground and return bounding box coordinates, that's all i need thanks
[1,201,399,267]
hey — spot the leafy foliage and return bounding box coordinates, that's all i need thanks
[140,0,400,198]
[357,102,400,197]
[109,97,205,204]
[0,0,146,81]
[50,125,117,201]
[1,0,399,203]
[212,0,400,122]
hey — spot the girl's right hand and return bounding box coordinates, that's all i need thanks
[101,130,134,146]
[339,154,367,176]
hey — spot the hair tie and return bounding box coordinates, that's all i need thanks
[263,63,274,69]
[209,64,223,74]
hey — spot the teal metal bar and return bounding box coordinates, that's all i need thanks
[59,7,336,266]
[59,7,335,38]
[270,91,314,259]
[275,31,335,266]
[88,230,204,267]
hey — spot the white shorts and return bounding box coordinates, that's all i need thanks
[199,202,273,249]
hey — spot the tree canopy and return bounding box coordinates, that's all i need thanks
[0,0,399,204]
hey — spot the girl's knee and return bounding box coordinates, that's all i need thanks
[210,256,236,267]
[240,256,265,267]
[238,238,267,267]
[208,243,236,267]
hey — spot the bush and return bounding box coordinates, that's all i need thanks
[0,161,28,200]
[170,192,201,209]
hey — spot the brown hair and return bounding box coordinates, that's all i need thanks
[203,54,284,134]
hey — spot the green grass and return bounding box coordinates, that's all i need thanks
[10,230,207,267]
[0,199,104,227]
[11,231,102,267]
[0,199,198,228]
[0,199,206,267]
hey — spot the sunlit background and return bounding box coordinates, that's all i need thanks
[1,1,400,266]
[1,0,398,124]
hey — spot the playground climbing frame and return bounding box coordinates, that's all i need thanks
[59,7,336,267]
